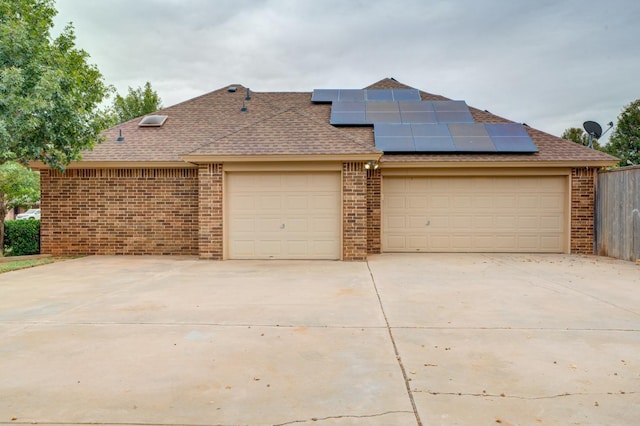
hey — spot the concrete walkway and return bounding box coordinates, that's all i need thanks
[0,254,638,425]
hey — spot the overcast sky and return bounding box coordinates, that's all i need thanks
[53,0,638,143]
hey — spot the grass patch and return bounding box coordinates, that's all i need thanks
[0,257,78,274]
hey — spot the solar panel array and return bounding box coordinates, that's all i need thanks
[329,100,474,125]
[311,89,421,103]
[311,88,538,154]
[374,123,539,153]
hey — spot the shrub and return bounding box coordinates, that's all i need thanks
[4,220,40,256]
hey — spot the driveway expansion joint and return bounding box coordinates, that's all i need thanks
[272,410,415,425]
[366,261,423,426]
[413,390,640,400]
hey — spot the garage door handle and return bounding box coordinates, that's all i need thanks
[280,224,285,229]
[426,220,430,226]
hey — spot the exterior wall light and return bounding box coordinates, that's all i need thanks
[364,160,379,170]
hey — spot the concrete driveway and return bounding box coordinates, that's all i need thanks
[0,254,638,425]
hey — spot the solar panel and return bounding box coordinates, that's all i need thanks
[485,123,530,137]
[492,137,539,153]
[414,137,456,151]
[332,102,365,112]
[375,135,416,152]
[392,89,422,101]
[311,89,339,103]
[411,123,451,137]
[486,123,538,152]
[366,89,394,101]
[375,123,413,137]
[330,111,367,125]
[435,111,475,123]
[448,123,489,137]
[338,89,365,102]
[366,111,402,123]
[400,111,437,123]
[452,137,496,152]
[399,101,434,112]
[433,100,471,112]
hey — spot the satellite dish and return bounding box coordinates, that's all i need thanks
[583,121,603,139]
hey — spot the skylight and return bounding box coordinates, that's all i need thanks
[138,115,168,127]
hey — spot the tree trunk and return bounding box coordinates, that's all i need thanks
[0,204,6,256]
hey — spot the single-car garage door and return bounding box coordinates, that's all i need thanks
[383,176,567,253]
[227,171,341,259]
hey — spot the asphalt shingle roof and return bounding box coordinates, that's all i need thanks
[85,78,617,166]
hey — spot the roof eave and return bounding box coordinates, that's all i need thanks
[29,160,198,170]
[379,160,619,169]
[180,153,382,163]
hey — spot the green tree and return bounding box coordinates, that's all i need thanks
[606,99,640,167]
[108,81,163,125]
[561,127,603,150]
[0,0,110,170]
[0,161,40,255]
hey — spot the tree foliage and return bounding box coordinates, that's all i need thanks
[561,127,603,150]
[0,161,40,255]
[0,0,110,169]
[102,82,162,127]
[606,99,640,167]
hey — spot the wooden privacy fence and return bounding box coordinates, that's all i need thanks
[596,166,640,262]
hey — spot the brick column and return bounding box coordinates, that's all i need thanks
[198,163,223,259]
[39,170,53,255]
[571,167,596,254]
[343,162,368,261]
[366,168,381,254]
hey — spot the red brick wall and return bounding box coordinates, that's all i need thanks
[40,168,199,255]
[198,164,223,259]
[366,168,381,254]
[571,167,596,254]
[342,162,368,261]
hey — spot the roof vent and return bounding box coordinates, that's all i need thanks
[138,115,168,127]
[228,86,237,93]
[245,88,251,100]
[116,129,125,142]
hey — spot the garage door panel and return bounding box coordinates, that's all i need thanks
[541,235,562,250]
[473,215,494,228]
[258,195,282,211]
[407,196,428,209]
[430,195,450,208]
[312,217,338,233]
[228,172,340,259]
[452,196,472,208]
[407,235,429,249]
[383,176,566,253]
[541,195,563,209]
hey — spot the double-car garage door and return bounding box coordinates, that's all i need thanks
[227,172,341,259]
[383,175,567,253]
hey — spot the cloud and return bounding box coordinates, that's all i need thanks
[53,0,640,141]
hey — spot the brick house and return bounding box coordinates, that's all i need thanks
[32,78,617,260]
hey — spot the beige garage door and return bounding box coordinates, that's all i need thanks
[227,172,341,259]
[383,176,566,252]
